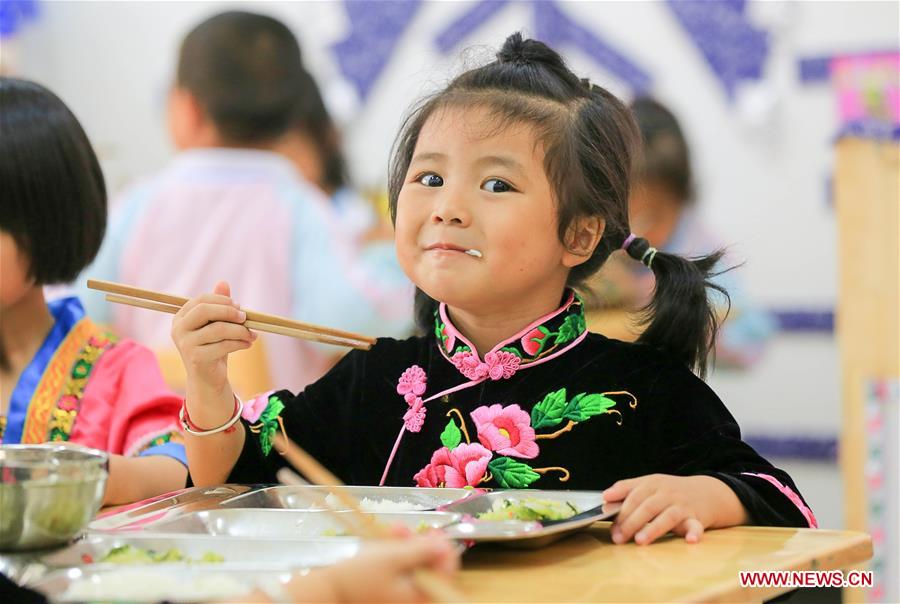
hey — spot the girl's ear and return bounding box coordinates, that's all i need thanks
[562,216,605,268]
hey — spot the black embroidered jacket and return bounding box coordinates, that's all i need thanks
[228,293,816,528]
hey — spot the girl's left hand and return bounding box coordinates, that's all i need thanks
[602,474,742,546]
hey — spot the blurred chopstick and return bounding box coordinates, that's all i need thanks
[88,279,374,350]
[276,468,373,538]
[273,434,391,539]
[273,434,466,603]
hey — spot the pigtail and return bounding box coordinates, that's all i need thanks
[623,236,729,378]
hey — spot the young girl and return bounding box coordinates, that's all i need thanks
[0,77,187,504]
[173,34,817,546]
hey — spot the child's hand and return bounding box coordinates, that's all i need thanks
[602,474,746,546]
[289,536,459,603]
[171,281,255,392]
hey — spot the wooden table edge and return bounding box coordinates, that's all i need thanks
[688,530,873,603]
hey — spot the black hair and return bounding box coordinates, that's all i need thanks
[177,11,306,145]
[0,77,106,285]
[630,96,694,203]
[389,33,727,377]
[289,68,348,193]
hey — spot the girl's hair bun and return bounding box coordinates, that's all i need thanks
[496,32,567,73]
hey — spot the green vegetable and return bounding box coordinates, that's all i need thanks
[99,545,224,564]
[476,498,579,522]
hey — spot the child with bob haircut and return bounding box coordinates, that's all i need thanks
[173,34,816,546]
[0,77,187,504]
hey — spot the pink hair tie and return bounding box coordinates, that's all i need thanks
[621,233,637,250]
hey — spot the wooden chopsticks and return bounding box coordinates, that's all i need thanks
[273,434,466,603]
[87,279,374,350]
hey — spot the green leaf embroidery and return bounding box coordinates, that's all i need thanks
[555,314,584,344]
[565,393,616,422]
[488,457,540,488]
[434,321,446,345]
[257,397,285,456]
[259,398,285,426]
[440,418,462,450]
[531,388,568,429]
[500,346,523,358]
[561,392,586,421]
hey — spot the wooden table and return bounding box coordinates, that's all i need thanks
[458,523,872,603]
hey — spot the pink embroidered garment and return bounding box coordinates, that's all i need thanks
[0,297,185,464]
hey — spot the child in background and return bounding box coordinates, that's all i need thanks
[173,34,816,546]
[0,78,186,504]
[78,11,413,396]
[275,66,382,242]
[587,97,775,367]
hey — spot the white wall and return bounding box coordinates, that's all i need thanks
[8,0,898,529]
[11,0,896,305]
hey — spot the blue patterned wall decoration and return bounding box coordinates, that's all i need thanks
[435,0,509,54]
[533,0,652,92]
[434,0,652,93]
[797,55,832,84]
[666,0,769,100]
[0,0,38,38]
[331,0,423,101]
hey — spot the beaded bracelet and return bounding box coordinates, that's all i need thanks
[179,395,243,436]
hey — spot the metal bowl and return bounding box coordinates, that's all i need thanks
[0,444,108,551]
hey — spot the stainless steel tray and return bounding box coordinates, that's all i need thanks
[221,484,476,511]
[89,484,253,532]
[43,533,361,568]
[29,565,292,602]
[2,532,362,586]
[146,509,462,538]
[84,484,618,550]
[439,489,620,548]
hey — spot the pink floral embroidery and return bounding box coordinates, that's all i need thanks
[403,396,426,432]
[397,365,427,397]
[58,395,79,412]
[242,391,274,423]
[521,328,547,356]
[450,350,520,381]
[742,472,819,528]
[450,351,481,379]
[413,443,492,488]
[471,404,539,459]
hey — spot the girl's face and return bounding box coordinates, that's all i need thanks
[0,232,33,309]
[395,105,579,316]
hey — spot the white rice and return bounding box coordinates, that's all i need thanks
[61,570,251,602]
[323,493,428,512]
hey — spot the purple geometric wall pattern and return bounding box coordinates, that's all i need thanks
[331,0,423,101]
[434,0,510,54]
[666,0,769,100]
[533,0,652,92]
[434,0,651,93]
[0,0,39,38]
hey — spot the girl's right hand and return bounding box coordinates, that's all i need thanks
[171,281,256,392]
